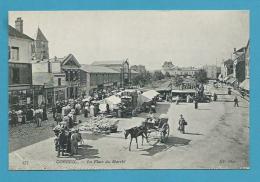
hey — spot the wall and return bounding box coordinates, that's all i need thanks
[53,73,66,87]
[52,62,61,73]
[9,37,33,63]
[32,62,48,73]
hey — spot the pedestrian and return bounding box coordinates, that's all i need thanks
[26,106,34,123]
[56,102,62,114]
[52,104,56,121]
[178,114,187,134]
[213,93,217,101]
[234,96,239,107]
[176,95,180,105]
[35,107,43,127]
[70,129,78,156]
[194,99,198,109]
[84,103,89,118]
[75,102,81,115]
[42,104,48,121]
[89,104,95,117]
[16,108,23,125]
[106,103,110,114]
[57,128,67,157]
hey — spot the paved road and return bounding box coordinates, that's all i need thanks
[9,85,249,170]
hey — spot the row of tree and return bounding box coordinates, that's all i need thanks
[132,69,208,87]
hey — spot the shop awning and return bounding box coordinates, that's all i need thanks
[239,79,249,91]
[171,89,196,94]
[137,90,160,105]
[142,90,160,99]
[105,95,121,105]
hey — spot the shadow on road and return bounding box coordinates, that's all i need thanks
[197,108,211,110]
[184,132,203,135]
[141,136,191,156]
[73,144,100,160]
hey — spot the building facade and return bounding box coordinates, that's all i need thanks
[81,65,121,95]
[91,59,131,87]
[130,65,146,73]
[162,66,199,77]
[203,65,220,79]
[233,47,246,83]
[221,59,233,79]
[32,59,67,107]
[8,18,34,110]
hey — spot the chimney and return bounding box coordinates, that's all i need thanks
[15,17,23,33]
[233,48,236,52]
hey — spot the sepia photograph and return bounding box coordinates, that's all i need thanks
[8,10,249,170]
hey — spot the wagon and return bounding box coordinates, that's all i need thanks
[145,114,170,143]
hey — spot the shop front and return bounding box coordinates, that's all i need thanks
[9,86,33,110]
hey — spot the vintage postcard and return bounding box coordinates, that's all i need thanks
[8,10,249,170]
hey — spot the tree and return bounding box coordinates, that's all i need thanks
[153,70,165,81]
[165,71,171,78]
[194,69,208,84]
[172,75,184,87]
[132,71,152,87]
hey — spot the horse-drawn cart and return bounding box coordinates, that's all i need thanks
[146,114,170,143]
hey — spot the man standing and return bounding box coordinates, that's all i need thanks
[178,114,187,134]
[57,128,67,157]
[70,129,78,156]
[52,104,56,121]
[234,96,239,107]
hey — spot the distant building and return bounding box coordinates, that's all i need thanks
[239,40,250,92]
[8,17,34,109]
[221,59,233,79]
[33,27,49,60]
[162,65,199,77]
[32,58,67,107]
[233,47,246,83]
[130,65,146,73]
[80,64,121,95]
[203,65,220,79]
[91,59,131,87]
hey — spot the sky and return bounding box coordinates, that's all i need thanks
[9,11,249,70]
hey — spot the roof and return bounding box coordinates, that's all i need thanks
[91,59,128,66]
[61,54,81,67]
[80,64,120,74]
[8,25,34,41]
[35,27,48,42]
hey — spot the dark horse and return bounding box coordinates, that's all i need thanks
[124,125,148,151]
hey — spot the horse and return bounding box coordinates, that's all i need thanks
[124,125,148,151]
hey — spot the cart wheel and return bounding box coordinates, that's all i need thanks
[160,124,170,143]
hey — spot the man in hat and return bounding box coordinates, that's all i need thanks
[178,114,187,134]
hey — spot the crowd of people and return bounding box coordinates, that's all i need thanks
[9,103,48,127]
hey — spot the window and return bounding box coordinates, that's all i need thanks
[11,47,19,61]
[8,46,10,60]
[48,62,51,73]
[58,78,61,86]
[13,67,20,84]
